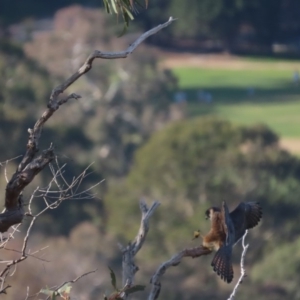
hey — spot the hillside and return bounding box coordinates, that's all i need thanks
[162,53,300,154]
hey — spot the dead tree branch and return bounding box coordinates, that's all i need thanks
[25,269,97,299]
[0,17,175,233]
[0,164,99,293]
[43,269,97,300]
[0,284,11,294]
[227,230,249,300]
[119,199,160,291]
[50,16,176,105]
[148,246,212,300]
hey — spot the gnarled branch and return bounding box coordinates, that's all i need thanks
[149,246,212,300]
[120,199,160,291]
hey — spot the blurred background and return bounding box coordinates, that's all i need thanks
[1,0,300,299]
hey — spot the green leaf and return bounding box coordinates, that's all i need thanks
[118,6,134,35]
[40,288,57,300]
[40,288,56,296]
[103,0,111,14]
[110,0,119,14]
[58,282,72,297]
[123,6,134,20]
[125,285,146,294]
[108,266,118,291]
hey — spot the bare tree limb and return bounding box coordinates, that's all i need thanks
[148,246,212,300]
[120,199,160,290]
[5,148,54,209]
[1,148,54,232]
[0,164,99,292]
[227,230,249,300]
[0,16,175,233]
[46,269,97,299]
[0,216,37,278]
[50,16,176,105]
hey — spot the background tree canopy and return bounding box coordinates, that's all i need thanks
[135,0,300,52]
[2,0,300,53]
[106,118,300,299]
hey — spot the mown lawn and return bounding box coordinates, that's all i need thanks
[172,66,300,138]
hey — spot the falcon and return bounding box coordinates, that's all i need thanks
[194,201,262,283]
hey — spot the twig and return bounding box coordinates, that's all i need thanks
[34,162,102,217]
[52,269,97,292]
[2,247,50,263]
[148,246,212,300]
[24,286,30,300]
[0,216,37,278]
[227,230,249,300]
[0,284,11,294]
[0,164,97,293]
[0,155,23,167]
[44,269,97,300]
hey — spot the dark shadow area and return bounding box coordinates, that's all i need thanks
[236,52,300,62]
[179,80,300,106]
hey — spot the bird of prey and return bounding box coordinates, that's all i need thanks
[194,201,262,283]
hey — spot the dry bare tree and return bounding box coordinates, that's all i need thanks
[0,17,175,296]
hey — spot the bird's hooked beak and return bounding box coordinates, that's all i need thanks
[205,209,211,220]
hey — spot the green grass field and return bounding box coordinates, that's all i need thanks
[172,66,300,138]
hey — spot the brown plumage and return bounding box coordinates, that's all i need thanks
[199,201,262,283]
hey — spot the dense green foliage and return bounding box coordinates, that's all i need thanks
[2,0,300,53]
[106,118,300,299]
[136,0,300,51]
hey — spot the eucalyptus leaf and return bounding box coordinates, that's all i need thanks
[108,266,118,291]
[110,0,118,14]
[58,282,72,297]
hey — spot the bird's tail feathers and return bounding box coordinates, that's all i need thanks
[211,245,233,283]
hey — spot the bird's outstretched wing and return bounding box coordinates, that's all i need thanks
[230,202,262,244]
[211,245,233,283]
[211,201,234,283]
